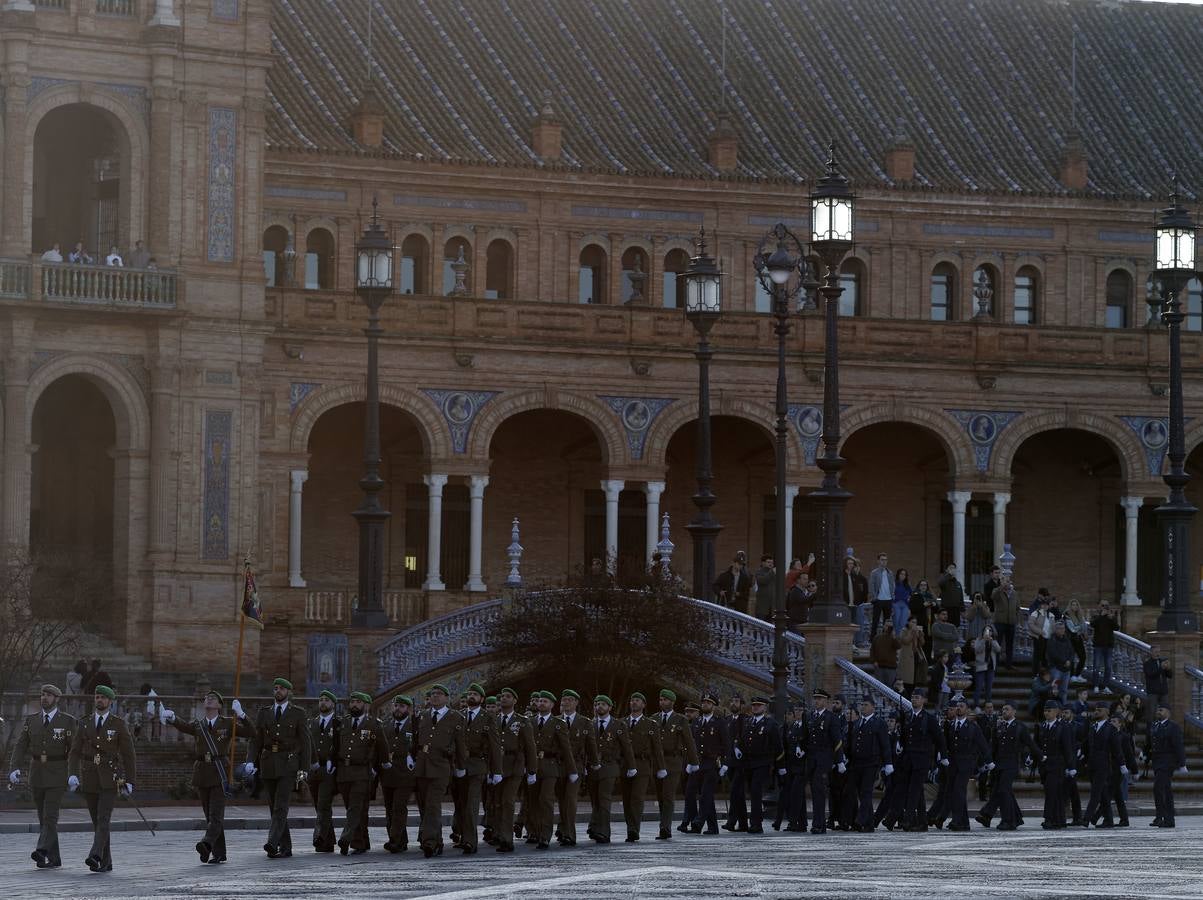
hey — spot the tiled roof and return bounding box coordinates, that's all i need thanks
[267,0,1203,199]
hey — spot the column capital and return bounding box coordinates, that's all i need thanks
[469,473,490,495]
[1120,496,1145,514]
[600,479,625,498]
[946,489,972,511]
[991,492,1011,512]
[424,473,449,491]
[783,484,801,502]
[289,468,309,491]
[642,480,666,498]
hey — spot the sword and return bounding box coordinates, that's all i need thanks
[117,778,156,836]
[198,720,234,798]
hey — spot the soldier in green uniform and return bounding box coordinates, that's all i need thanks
[526,690,576,849]
[454,682,501,854]
[413,683,467,858]
[307,690,340,852]
[162,690,256,863]
[8,684,76,868]
[513,689,541,841]
[653,688,700,840]
[380,693,417,852]
[489,687,536,853]
[480,694,500,841]
[335,690,390,854]
[67,685,136,872]
[621,691,667,842]
[556,688,599,847]
[247,676,312,858]
[586,693,635,844]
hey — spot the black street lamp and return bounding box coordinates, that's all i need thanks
[682,229,723,603]
[1151,187,1199,633]
[753,223,807,722]
[807,143,857,626]
[351,197,393,628]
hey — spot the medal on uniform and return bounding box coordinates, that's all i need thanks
[39,754,47,763]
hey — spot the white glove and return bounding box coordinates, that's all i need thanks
[68,775,80,792]
[406,755,415,771]
[938,757,950,767]
[837,762,847,774]
[381,762,392,770]
[777,768,787,776]
[244,763,256,776]
[655,769,667,779]
[231,699,244,718]
[718,765,729,778]
[568,773,579,784]
[1176,766,1189,775]
[1120,765,1129,776]
[625,768,637,778]
[685,764,699,774]
[882,765,894,776]
[325,760,334,774]
[733,747,743,760]
[795,747,804,759]
[489,774,502,785]
[526,773,537,785]
[1066,769,1076,778]
[590,763,601,771]
[160,707,175,724]
[8,770,19,785]
[454,768,466,778]
[122,783,134,797]
[986,763,996,771]
[310,763,320,772]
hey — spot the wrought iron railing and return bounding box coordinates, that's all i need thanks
[1187,666,1203,732]
[835,656,913,715]
[42,262,177,308]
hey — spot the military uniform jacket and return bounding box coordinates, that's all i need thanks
[9,710,77,790]
[592,716,635,779]
[310,713,341,767]
[782,720,807,773]
[560,713,600,775]
[848,715,890,768]
[1083,722,1121,774]
[172,714,255,788]
[900,708,946,765]
[801,709,845,763]
[461,708,502,777]
[379,715,417,787]
[334,714,389,783]
[495,711,537,777]
[946,718,990,768]
[530,713,575,779]
[655,711,700,768]
[626,716,666,773]
[250,703,311,778]
[737,715,784,768]
[68,713,136,792]
[990,718,1039,770]
[1148,719,1186,771]
[724,714,746,768]
[413,707,467,778]
[691,715,729,770]
[1036,720,1074,769]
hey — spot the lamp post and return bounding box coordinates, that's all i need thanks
[681,229,723,603]
[351,197,393,628]
[1151,187,1199,633]
[753,223,807,722]
[807,143,856,626]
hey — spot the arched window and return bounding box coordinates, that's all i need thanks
[1105,269,1132,329]
[931,262,957,320]
[839,258,864,316]
[304,228,335,290]
[443,238,470,296]
[485,239,514,299]
[620,247,649,304]
[579,244,607,304]
[972,264,999,318]
[1188,278,1203,332]
[662,249,689,309]
[1013,266,1039,325]
[262,225,289,287]
[399,234,429,295]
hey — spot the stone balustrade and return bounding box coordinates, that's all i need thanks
[836,656,913,714]
[303,588,425,628]
[41,261,178,308]
[1187,665,1203,732]
[0,259,30,299]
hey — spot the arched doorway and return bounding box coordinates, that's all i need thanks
[399,234,429,294]
[662,248,689,308]
[32,104,129,256]
[579,244,608,304]
[262,225,290,287]
[485,239,514,299]
[304,228,335,290]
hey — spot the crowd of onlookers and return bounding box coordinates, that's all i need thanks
[39,239,155,269]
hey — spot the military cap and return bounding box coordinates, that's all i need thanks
[40,684,62,698]
[429,683,451,696]
[466,682,486,697]
[684,700,701,711]
[630,691,647,702]
[1156,699,1172,711]
[659,688,677,702]
[529,690,541,698]
[95,685,116,700]
[1044,700,1061,710]
[812,688,830,699]
[594,694,614,707]
[750,696,769,705]
[499,687,518,699]
[273,676,293,690]
[538,690,557,702]
[485,696,497,705]
[860,695,877,706]
[393,694,414,706]
[319,689,338,702]
[701,693,719,705]
[1091,701,1110,711]
[561,689,581,700]
[350,690,372,704]
[911,687,928,697]
[206,690,225,705]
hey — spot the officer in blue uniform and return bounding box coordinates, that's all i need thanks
[1083,701,1122,828]
[944,698,991,831]
[681,694,727,834]
[847,696,891,832]
[734,696,782,834]
[977,700,1039,830]
[1037,700,1074,829]
[898,687,945,832]
[1147,700,1187,827]
[774,700,808,831]
[800,689,843,834]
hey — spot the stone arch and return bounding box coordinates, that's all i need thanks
[576,232,612,255]
[838,402,971,479]
[440,224,475,247]
[641,395,800,472]
[660,236,695,257]
[24,83,149,251]
[1184,420,1203,458]
[619,237,654,259]
[989,409,1141,483]
[465,388,627,466]
[289,382,449,458]
[26,354,149,452]
[481,226,518,246]
[397,223,435,245]
[926,251,963,272]
[299,216,338,240]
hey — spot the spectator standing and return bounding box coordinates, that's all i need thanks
[81,659,103,696]
[128,240,151,269]
[930,609,959,659]
[784,554,814,593]
[66,658,87,716]
[897,618,926,698]
[937,565,965,626]
[981,566,1002,614]
[927,651,950,710]
[1046,620,1074,704]
[752,554,775,622]
[1028,668,1056,719]
[713,552,752,613]
[991,578,1019,668]
[105,245,124,266]
[972,626,1002,710]
[1027,598,1052,675]
[1089,603,1118,690]
[871,623,901,688]
[868,553,893,640]
[40,243,63,263]
[1063,599,1088,683]
[1143,646,1172,720]
[965,591,992,641]
[68,242,94,264]
[891,569,912,634]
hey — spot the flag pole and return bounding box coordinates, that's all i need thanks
[228,554,249,782]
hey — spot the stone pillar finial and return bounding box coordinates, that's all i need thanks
[505,517,524,588]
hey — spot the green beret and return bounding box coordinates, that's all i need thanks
[659,688,677,702]
[594,694,614,707]
[393,694,413,706]
[529,690,540,699]
[95,685,116,700]
[205,691,225,705]
[630,691,646,702]
[466,682,486,697]
[429,683,450,697]
[538,690,557,702]
[319,690,338,703]
[350,691,372,704]
[499,687,518,699]
[273,677,293,690]
[561,689,580,700]
[485,696,498,705]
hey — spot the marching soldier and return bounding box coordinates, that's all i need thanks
[653,688,699,840]
[161,690,256,863]
[8,684,76,868]
[775,700,808,832]
[247,676,312,858]
[527,690,576,849]
[454,683,500,854]
[557,688,599,847]
[413,683,467,857]
[976,700,1036,830]
[335,690,390,854]
[380,694,417,852]
[721,695,747,832]
[586,694,634,844]
[826,696,850,829]
[67,685,137,872]
[1083,701,1122,828]
[513,690,542,841]
[481,693,500,839]
[681,693,727,834]
[1147,700,1187,827]
[622,691,666,842]
[1109,713,1137,827]
[944,698,991,831]
[801,689,843,834]
[489,687,536,853]
[734,696,783,834]
[308,690,340,852]
[1037,700,1074,829]
[848,697,891,832]
[898,687,944,832]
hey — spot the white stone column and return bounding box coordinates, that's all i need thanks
[465,474,489,592]
[992,492,1011,562]
[1120,496,1143,606]
[288,469,308,588]
[601,479,625,573]
[423,474,448,591]
[643,481,666,566]
[947,490,972,599]
[784,485,800,562]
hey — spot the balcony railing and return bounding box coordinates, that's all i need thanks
[0,259,30,299]
[0,259,180,309]
[303,588,426,628]
[836,655,914,714]
[96,0,136,15]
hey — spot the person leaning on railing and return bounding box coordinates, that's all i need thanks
[1089,603,1118,691]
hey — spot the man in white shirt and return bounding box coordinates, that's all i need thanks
[868,553,893,640]
[40,243,63,263]
[105,246,124,267]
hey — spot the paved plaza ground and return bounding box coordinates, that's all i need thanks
[2,815,1200,900]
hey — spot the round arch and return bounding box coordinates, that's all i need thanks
[466,389,626,466]
[24,84,149,252]
[289,382,449,458]
[990,410,1141,483]
[838,403,970,478]
[1184,419,1203,459]
[576,233,612,256]
[660,237,696,258]
[440,225,475,247]
[397,223,435,245]
[26,354,149,452]
[642,395,800,472]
